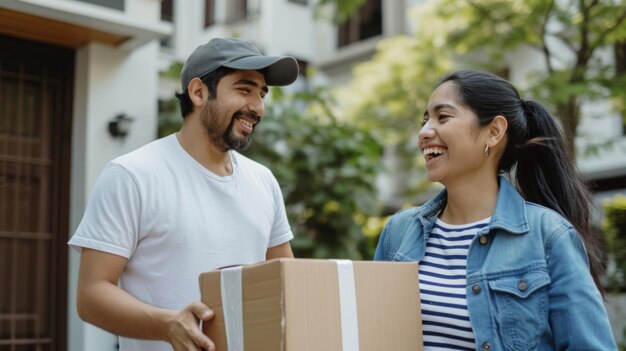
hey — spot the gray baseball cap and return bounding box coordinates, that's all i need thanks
[180,38,299,90]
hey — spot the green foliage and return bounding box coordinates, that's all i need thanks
[158,98,182,138]
[426,0,626,152]
[161,61,184,80]
[315,0,367,24]
[433,0,551,58]
[335,0,626,206]
[158,61,184,138]
[603,195,626,291]
[334,7,457,204]
[336,35,452,144]
[243,87,384,259]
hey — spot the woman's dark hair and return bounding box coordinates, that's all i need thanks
[175,66,235,118]
[436,70,604,293]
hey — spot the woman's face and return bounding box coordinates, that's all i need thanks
[418,81,491,186]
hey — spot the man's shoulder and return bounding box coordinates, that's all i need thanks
[111,135,173,171]
[232,151,273,176]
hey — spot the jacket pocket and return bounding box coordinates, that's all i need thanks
[488,270,551,351]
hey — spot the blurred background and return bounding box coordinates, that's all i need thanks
[1,0,626,349]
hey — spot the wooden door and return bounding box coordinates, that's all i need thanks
[0,34,73,351]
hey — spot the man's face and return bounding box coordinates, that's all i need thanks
[200,70,268,152]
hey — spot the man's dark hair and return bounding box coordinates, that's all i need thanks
[175,66,235,118]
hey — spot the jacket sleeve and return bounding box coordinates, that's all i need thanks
[374,218,393,261]
[546,228,617,350]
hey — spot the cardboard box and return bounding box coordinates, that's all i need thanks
[199,258,422,350]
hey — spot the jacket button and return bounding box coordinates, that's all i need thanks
[479,236,488,245]
[472,284,481,294]
[518,280,528,291]
[482,342,491,351]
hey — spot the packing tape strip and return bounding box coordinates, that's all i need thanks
[333,259,360,351]
[221,266,244,351]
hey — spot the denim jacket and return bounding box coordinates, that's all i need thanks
[374,176,617,351]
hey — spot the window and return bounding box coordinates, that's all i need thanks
[161,0,173,22]
[160,0,174,47]
[204,0,215,27]
[337,0,382,47]
[74,0,124,11]
[225,0,247,23]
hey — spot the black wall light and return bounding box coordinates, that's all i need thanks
[108,114,134,138]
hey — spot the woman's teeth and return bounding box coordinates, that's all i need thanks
[423,147,447,160]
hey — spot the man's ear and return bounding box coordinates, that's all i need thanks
[187,77,207,108]
[487,115,508,148]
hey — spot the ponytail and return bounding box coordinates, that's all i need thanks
[515,100,604,294]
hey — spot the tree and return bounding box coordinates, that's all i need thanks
[443,0,626,154]
[334,4,457,205]
[315,0,367,24]
[243,88,384,259]
[332,0,626,211]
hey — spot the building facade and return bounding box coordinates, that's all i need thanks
[0,0,624,350]
[0,0,170,350]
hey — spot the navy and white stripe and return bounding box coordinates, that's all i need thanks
[419,217,490,350]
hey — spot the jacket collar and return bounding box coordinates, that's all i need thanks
[490,175,529,234]
[415,175,529,235]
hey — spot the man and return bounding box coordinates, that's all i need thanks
[69,38,298,351]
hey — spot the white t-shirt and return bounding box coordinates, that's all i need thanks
[69,134,293,351]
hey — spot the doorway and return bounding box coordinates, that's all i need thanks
[0,34,73,351]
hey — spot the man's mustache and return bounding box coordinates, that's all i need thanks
[233,111,260,124]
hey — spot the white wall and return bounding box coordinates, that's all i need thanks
[159,0,319,100]
[68,40,160,351]
[260,0,314,58]
[169,0,204,61]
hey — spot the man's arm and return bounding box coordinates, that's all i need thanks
[266,242,294,260]
[77,248,215,351]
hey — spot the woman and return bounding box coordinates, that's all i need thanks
[374,70,616,350]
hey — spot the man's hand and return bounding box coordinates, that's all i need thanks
[77,249,216,349]
[167,301,215,351]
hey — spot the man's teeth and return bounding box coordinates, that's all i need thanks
[423,147,447,156]
[238,118,253,128]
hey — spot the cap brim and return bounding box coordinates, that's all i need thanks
[222,56,299,86]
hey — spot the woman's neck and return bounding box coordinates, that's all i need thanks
[440,173,499,225]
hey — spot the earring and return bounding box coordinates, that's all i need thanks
[484,144,491,157]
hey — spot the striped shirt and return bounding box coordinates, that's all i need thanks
[419,217,490,350]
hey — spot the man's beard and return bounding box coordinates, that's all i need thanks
[201,101,255,152]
